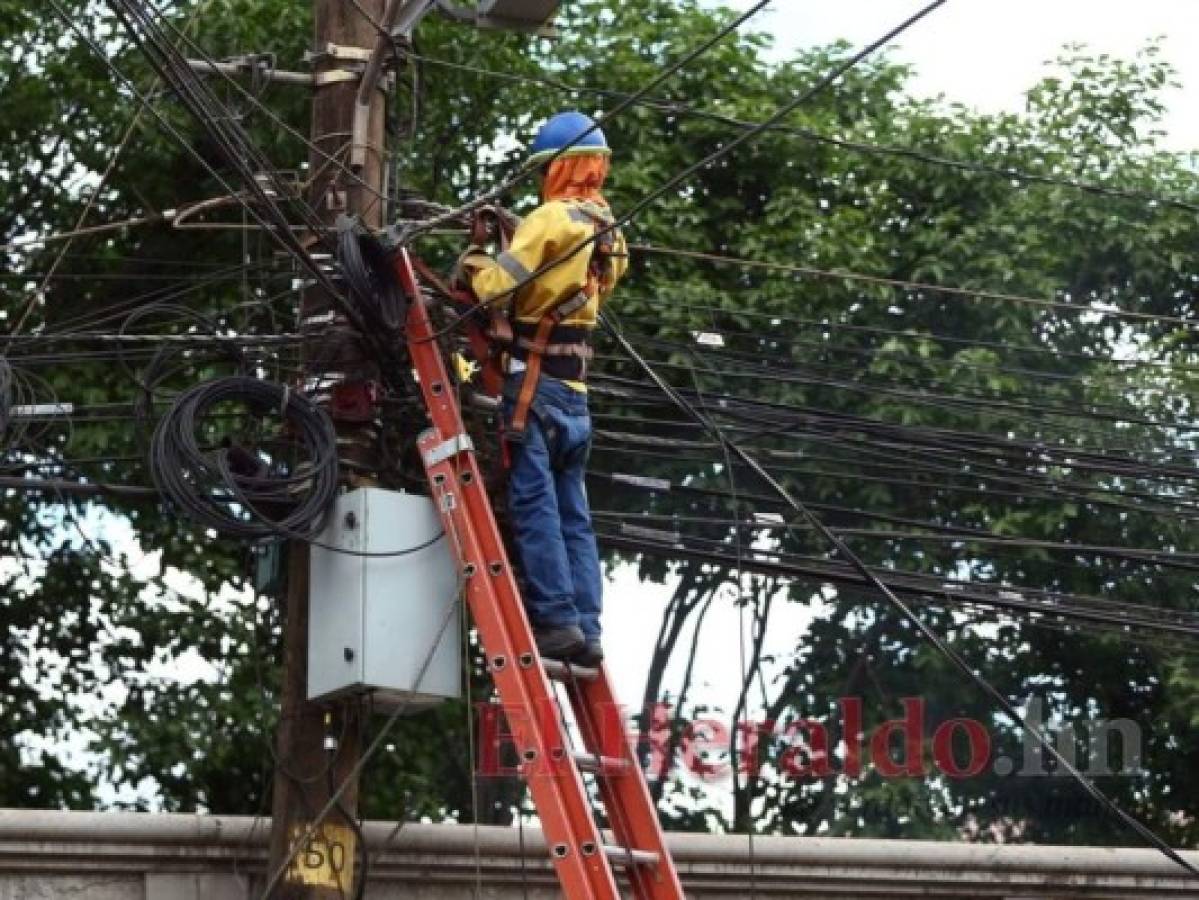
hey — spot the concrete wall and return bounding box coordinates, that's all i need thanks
[1,809,1196,898]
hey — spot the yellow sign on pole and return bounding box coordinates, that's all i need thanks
[286,822,357,891]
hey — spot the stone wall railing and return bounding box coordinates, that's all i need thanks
[1,810,1196,898]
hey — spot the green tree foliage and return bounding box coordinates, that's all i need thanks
[2,0,1196,848]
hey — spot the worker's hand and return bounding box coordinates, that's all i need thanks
[495,206,522,234]
[450,244,491,290]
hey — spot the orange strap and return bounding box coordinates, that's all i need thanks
[511,315,557,434]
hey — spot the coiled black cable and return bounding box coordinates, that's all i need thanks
[336,216,406,335]
[150,376,339,539]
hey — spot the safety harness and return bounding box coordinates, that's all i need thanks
[486,201,619,438]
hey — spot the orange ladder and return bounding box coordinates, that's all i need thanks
[394,248,686,899]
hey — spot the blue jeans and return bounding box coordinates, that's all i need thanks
[504,374,603,640]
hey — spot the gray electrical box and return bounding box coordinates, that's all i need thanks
[308,488,460,711]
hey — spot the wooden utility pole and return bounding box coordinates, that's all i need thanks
[266,1,389,896]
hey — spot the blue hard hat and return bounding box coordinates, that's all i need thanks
[528,111,611,166]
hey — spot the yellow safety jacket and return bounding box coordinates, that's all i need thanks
[468,199,628,392]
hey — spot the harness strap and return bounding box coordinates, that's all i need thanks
[511,315,558,434]
[513,337,593,359]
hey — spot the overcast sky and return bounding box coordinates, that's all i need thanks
[721,0,1199,151]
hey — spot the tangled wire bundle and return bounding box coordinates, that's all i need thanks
[150,376,338,539]
[336,217,406,335]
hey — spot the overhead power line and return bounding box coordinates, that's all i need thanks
[618,292,1199,374]
[406,52,1199,216]
[597,335,1196,442]
[631,244,1197,329]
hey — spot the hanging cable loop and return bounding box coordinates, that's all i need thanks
[149,375,339,539]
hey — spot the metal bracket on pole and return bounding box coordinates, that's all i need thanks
[304,43,387,90]
[10,403,75,418]
[314,70,361,87]
[184,55,370,88]
[350,100,374,170]
[304,42,376,65]
[185,58,317,86]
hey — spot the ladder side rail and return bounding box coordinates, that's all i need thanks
[570,668,687,899]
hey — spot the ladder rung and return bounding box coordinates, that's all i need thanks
[572,751,630,775]
[602,845,660,867]
[541,659,600,682]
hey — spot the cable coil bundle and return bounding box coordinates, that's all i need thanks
[150,376,339,539]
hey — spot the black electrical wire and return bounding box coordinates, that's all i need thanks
[78,0,384,376]
[631,244,1197,329]
[622,292,1199,375]
[29,262,271,338]
[6,467,1190,644]
[50,1,419,415]
[146,370,439,554]
[589,509,1199,573]
[588,371,1199,487]
[597,333,1197,447]
[0,270,267,282]
[593,420,1199,525]
[595,527,1199,642]
[148,4,394,211]
[609,309,1199,417]
[50,2,323,287]
[589,441,1199,523]
[25,251,243,269]
[590,370,1199,485]
[610,300,1194,392]
[585,467,1199,623]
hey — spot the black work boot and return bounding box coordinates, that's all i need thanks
[536,625,585,661]
[572,639,604,669]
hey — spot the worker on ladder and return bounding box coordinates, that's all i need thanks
[458,111,627,666]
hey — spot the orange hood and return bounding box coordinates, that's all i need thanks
[542,153,611,205]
